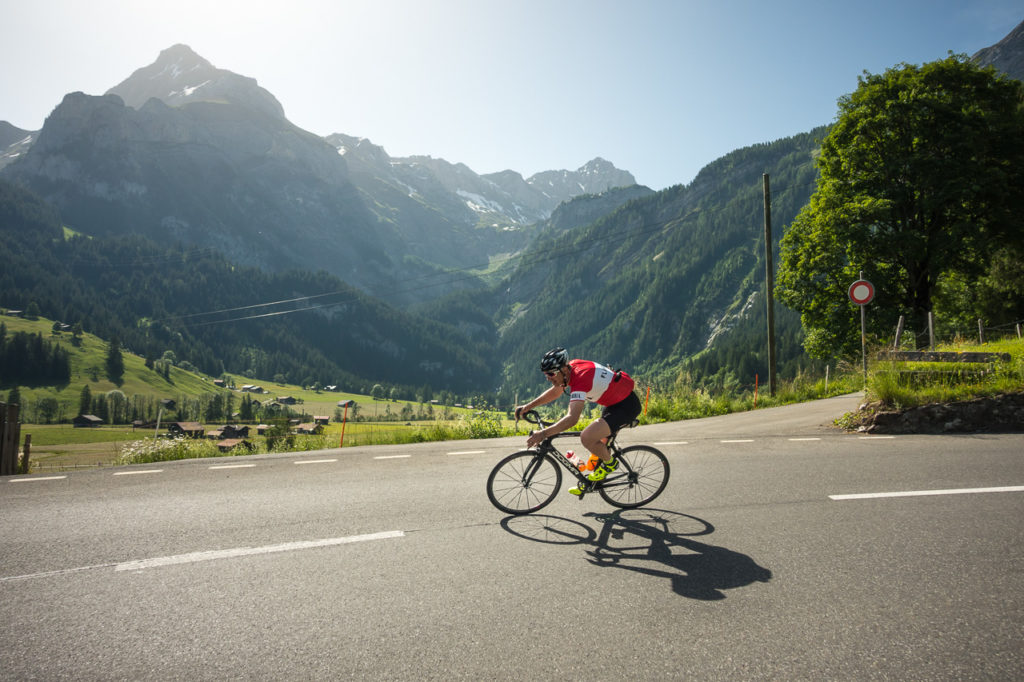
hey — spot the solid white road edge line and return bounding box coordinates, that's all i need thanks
[830,486,1024,501]
[115,530,406,572]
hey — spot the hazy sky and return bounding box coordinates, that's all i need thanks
[1,0,1020,190]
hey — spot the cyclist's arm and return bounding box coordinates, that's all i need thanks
[516,384,563,419]
[527,399,584,445]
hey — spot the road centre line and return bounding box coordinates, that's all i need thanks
[1,531,406,582]
[115,530,405,572]
[374,455,412,460]
[209,464,256,470]
[447,450,486,456]
[721,439,755,443]
[859,435,896,439]
[113,469,163,476]
[9,475,67,482]
[789,437,821,441]
[295,459,337,465]
[830,486,1024,501]
[654,441,688,446]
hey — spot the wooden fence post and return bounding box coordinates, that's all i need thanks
[893,315,905,350]
[978,319,985,344]
[1,402,22,476]
[20,433,31,474]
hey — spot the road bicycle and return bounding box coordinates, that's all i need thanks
[486,411,670,515]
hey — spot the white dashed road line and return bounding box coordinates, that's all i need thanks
[113,469,163,476]
[0,531,406,582]
[830,486,1024,501]
[295,459,337,465]
[447,450,486,456]
[9,476,67,482]
[115,530,406,572]
[374,455,412,460]
[209,464,256,470]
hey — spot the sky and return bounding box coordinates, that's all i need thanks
[1,0,1021,191]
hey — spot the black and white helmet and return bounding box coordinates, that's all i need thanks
[540,347,569,373]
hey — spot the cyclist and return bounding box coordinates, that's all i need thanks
[515,347,642,496]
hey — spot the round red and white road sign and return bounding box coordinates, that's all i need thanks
[848,279,874,305]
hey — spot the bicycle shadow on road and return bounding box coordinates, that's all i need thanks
[500,509,772,600]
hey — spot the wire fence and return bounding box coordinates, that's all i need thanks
[891,314,1023,350]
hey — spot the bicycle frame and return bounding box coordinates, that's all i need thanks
[532,431,634,498]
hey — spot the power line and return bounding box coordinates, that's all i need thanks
[145,176,825,328]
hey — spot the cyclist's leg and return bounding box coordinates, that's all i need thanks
[580,418,612,461]
[588,392,641,462]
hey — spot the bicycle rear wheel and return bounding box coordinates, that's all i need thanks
[487,450,563,515]
[598,445,670,509]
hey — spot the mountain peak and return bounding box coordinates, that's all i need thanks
[154,43,214,74]
[972,19,1024,81]
[106,44,285,120]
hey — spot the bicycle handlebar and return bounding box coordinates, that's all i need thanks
[518,410,550,428]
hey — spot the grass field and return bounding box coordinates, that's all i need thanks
[6,312,1021,472]
[20,418,521,471]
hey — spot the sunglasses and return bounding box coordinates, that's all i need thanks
[544,370,560,377]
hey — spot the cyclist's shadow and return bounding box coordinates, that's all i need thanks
[501,509,772,600]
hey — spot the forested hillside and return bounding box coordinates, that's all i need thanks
[0,180,495,396]
[491,128,829,395]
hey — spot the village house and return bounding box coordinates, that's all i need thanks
[216,438,254,453]
[167,422,205,438]
[73,414,103,428]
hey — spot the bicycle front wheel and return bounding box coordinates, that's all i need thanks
[598,445,670,509]
[487,450,562,515]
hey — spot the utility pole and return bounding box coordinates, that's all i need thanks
[763,174,777,397]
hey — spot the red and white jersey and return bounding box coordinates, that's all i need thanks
[567,359,635,406]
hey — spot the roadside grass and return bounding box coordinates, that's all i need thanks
[867,338,1024,410]
[11,312,1020,471]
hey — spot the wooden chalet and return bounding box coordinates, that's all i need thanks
[73,414,103,428]
[216,438,254,453]
[167,422,205,438]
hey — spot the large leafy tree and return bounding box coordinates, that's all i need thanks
[777,55,1024,358]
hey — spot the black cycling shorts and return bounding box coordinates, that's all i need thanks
[600,391,642,434]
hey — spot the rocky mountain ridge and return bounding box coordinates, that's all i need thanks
[972,19,1024,80]
[0,44,638,300]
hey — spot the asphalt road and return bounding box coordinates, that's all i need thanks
[2,393,1022,680]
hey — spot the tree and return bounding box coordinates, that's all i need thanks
[105,335,125,385]
[37,397,59,424]
[79,384,92,415]
[777,55,1024,358]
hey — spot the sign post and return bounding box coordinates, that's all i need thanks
[848,274,874,386]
